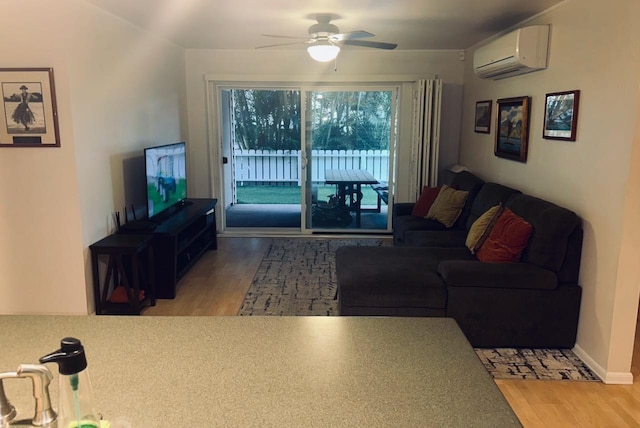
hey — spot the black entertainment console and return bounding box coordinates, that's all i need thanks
[151,198,217,298]
[118,198,218,299]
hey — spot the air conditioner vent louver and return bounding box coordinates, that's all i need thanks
[473,25,550,80]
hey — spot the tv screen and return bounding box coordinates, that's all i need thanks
[144,142,187,219]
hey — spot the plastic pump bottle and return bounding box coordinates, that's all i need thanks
[40,338,101,428]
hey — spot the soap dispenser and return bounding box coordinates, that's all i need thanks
[40,337,101,428]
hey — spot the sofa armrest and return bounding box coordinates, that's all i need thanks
[393,202,415,217]
[438,260,558,290]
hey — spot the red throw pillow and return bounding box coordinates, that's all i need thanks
[412,186,441,217]
[476,208,533,262]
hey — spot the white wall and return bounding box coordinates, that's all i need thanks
[0,0,187,314]
[459,0,640,378]
[184,49,465,205]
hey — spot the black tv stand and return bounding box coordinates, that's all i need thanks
[152,198,217,298]
[148,200,192,224]
[118,220,158,233]
[120,198,217,299]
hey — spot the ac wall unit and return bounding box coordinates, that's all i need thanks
[473,25,550,80]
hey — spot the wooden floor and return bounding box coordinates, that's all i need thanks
[144,236,640,427]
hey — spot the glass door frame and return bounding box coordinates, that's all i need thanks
[208,79,400,235]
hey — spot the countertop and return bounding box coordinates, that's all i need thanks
[0,316,520,427]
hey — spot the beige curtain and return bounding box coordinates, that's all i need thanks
[411,79,442,199]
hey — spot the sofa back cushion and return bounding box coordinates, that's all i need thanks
[449,171,485,229]
[465,183,522,231]
[505,194,580,273]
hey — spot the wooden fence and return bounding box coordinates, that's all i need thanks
[234,149,390,185]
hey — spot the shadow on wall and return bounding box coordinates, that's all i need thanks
[120,154,147,221]
[439,83,464,186]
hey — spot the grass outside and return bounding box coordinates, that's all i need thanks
[236,184,381,205]
[147,179,187,216]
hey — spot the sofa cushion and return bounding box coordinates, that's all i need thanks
[426,185,469,227]
[393,202,415,218]
[476,208,532,262]
[336,246,474,310]
[404,230,468,247]
[438,260,558,290]
[337,246,445,309]
[411,186,441,217]
[506,194,580,272]
[465,204,503,253]
[393,216,448,245]
[464,183,521,231]
[450,171,485,228]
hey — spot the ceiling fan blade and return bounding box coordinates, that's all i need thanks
[342,40,398,50]
[330,30,374,42]
[261,34,310,40]
[256,41,306,49]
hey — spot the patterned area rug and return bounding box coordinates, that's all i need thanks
[475,348,599,381]
[238,238,390,316]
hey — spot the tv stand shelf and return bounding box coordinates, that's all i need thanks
[119,198,218,299]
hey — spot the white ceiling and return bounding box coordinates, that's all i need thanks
[83,0,563,51]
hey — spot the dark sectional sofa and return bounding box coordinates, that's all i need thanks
[336,171,583,348]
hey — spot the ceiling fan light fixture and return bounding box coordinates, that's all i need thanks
[307,43,340,62]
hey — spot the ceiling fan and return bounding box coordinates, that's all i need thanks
[258,15,397,62]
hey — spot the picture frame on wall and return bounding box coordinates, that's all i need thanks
[495,96,531,162]
[0,68,60,147]
[474,100,492,133]
[543,90,580,141]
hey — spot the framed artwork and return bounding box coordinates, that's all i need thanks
[543,90,580,141]
[474,100,492,133]
[495,96,531,163]
[0,68,60,147]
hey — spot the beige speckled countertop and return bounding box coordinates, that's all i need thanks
[0,316,520,427]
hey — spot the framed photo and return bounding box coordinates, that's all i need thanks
[495,96,531,163]
[543,90,580,141]
[474,100,492,133]
[0,68,60,147]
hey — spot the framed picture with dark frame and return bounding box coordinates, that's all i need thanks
[543,90,580,141]
[474,100,492,133]
[0,68,60,147]
[495,96,531,163]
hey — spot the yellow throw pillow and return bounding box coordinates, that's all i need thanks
[465,204,504,253]
[426,185,469,227]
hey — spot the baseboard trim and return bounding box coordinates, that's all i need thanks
[573,344,634,385]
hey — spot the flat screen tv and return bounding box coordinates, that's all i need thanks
[144,142,187,219]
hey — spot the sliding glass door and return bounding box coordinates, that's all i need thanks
[222,88,303,229]
[218,85,396,233]
[304,88,396,232]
